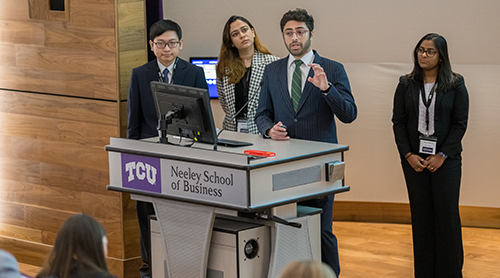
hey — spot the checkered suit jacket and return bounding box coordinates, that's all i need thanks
[217,51,279,134]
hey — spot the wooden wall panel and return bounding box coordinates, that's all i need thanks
[0,180,82,213]
[44,22,115,53]
[0,0,147,276]
[0,0,29,21]
[0,90,117,125]
[15,45,116,78]
[0,237,51,266]
[0,20,44,45]
[0,223,43,243]
[333,201,500,229]
[70,0,116,28]
[0,43,16,67]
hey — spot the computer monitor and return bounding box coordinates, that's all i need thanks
[190,57,218,98]
[151,81,218,145]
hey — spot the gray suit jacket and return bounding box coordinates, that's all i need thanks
[0,250,21,278]
[255,50,357,143]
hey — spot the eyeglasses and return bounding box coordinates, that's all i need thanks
[230,26,250,37]
[154,41,180,49]
[416,48,437,58]
[284,29,308,39]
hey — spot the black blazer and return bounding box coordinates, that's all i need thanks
[127,58,208,139]
[392,75,469,159]
[255,51,357,143]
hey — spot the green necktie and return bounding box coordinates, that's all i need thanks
[291,60,303,111]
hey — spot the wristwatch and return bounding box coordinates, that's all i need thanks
[439,152,447,159]
[321,82,332,93]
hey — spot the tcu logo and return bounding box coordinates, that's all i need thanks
[125,161,157,186]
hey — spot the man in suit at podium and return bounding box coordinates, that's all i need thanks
[126,19,208,278]
[255,8,357,276]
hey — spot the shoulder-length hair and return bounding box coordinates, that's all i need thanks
[216,15,272,84]
[278,261,337,278]
[38,214,109,278]
[409,33,458,91]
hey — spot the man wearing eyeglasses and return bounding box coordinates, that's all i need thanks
[126,19,208,278]
[255,8,357,277]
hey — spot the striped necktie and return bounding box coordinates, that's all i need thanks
[163,68,169,83]
[291,60,303,111]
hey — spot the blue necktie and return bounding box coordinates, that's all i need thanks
[163,68,169,83]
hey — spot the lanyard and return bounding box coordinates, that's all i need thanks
[157,57,178,83]
[420,83,437,133]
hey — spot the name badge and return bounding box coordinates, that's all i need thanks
[419,135,437,155]
[237,119,248,133]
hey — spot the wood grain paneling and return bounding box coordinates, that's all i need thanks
[15,45,116,77]
[0,90,117,125]
[119,49,146,99]
[0,20,44,45]
[70,0,115,28]
[0,202,26,227]
[0,236,51,266]
[0,223,42,243]
[333,201,500,229]
[44,22,115,52]
[0,112,116,146]
[0,180,82,213]
[0,157,41,185]
[0,43,16,67]
[40,162,113,196]
[122,193,140,257]
[0,0,29,21]
[82,192,122,258]
[28,0,69,21]
[0,0,147,276]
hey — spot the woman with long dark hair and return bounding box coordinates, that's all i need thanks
[216,15,279,134]
[37,214,116,278]
[392,33,469,277]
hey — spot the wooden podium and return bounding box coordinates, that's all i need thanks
[106,131,349,278]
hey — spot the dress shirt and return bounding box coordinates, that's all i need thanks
[287,50,314,96]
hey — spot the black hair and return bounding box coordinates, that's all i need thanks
[409,33,458,91]
[280,8,314,32]
[149,19,182,41]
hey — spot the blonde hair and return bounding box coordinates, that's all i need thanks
[278,261,337,278]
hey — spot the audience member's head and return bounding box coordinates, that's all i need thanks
[37,214,111,278]
[278,260,337,278]
[0,249,22,278]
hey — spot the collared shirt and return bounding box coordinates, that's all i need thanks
[157,60,174,83]
[287,49,314,96]
[418,82,436,135]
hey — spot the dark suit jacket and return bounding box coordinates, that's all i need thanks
[255,51,357,143]
[127,58,208,139]
[392,75,469,159]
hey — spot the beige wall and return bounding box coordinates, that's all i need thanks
[163,0,500,208]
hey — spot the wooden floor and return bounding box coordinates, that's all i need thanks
[18,222,500,278]
[335,222,500,278]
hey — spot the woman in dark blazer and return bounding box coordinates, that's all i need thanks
[392,33,469,278]
[216,15,279,134]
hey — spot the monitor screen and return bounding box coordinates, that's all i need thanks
[190,57,218,98]
[151,81,218,145]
